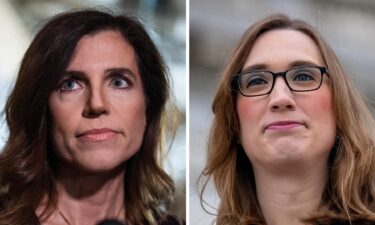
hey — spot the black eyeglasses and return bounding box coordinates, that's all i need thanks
[231,65,329,97]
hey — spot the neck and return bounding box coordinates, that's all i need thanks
[253,161,328,225]
[51,162,126,225]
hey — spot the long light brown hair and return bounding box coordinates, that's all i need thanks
[201,14,375,225]
[0,9,178,225]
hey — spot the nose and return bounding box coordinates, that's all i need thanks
[82,86,110,118]
[268,77,296,112]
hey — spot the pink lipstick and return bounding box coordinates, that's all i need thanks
[266,121,304,131]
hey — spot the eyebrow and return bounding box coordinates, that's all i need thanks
[241,60,321,73]
[104,67,137,79]
[63,67,137,80]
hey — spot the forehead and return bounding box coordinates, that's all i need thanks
[67,30,138,72]
[61,30,143,88]
[244,29,325,70]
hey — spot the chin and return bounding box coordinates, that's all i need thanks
[259,141,308,165]
[269,152,304,166]
[272,143,303,156]
[69,153,129,175]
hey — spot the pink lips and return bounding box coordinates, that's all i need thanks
[266,121,304,131]
[77,128,118,141]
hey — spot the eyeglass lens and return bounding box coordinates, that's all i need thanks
[238,66,323,96]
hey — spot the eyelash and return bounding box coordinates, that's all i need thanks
[59,78,82,92]
[109,74,133,89]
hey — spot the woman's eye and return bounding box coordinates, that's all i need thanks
[248,78,268,87]
[293,73,315,81]
[110,77,131,89]
[60,79,82,91]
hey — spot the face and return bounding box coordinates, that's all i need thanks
[49,30,146,173]
[236,29,336,171]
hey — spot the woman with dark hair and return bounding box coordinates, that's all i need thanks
[0,10,182,225]
[201,14,375,225]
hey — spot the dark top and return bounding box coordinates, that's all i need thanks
[159,215,185,225]
[96,216,185,225]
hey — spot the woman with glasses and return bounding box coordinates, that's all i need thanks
[201,14,375,225]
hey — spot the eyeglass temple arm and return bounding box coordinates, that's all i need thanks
[231,75,240,91]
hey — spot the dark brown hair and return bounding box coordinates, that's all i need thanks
[201,14,375,225]
[0,9,177,225]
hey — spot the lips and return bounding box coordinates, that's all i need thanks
[77,128,119,141]
[265,121,305,131]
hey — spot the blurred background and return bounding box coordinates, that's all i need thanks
[0,0,186,220]
[190,0,375,224]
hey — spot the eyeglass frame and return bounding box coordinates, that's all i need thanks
[231,65,329,97]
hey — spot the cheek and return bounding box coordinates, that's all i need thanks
[48,93,82,136]
[48,92,90,162]
[122,102,146,137]
[114,92,146,124]
[301,87,336,150]
[114,93,147,142]
[237,98,252,124]
[305,88,335,123]
[236,97,265,137]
